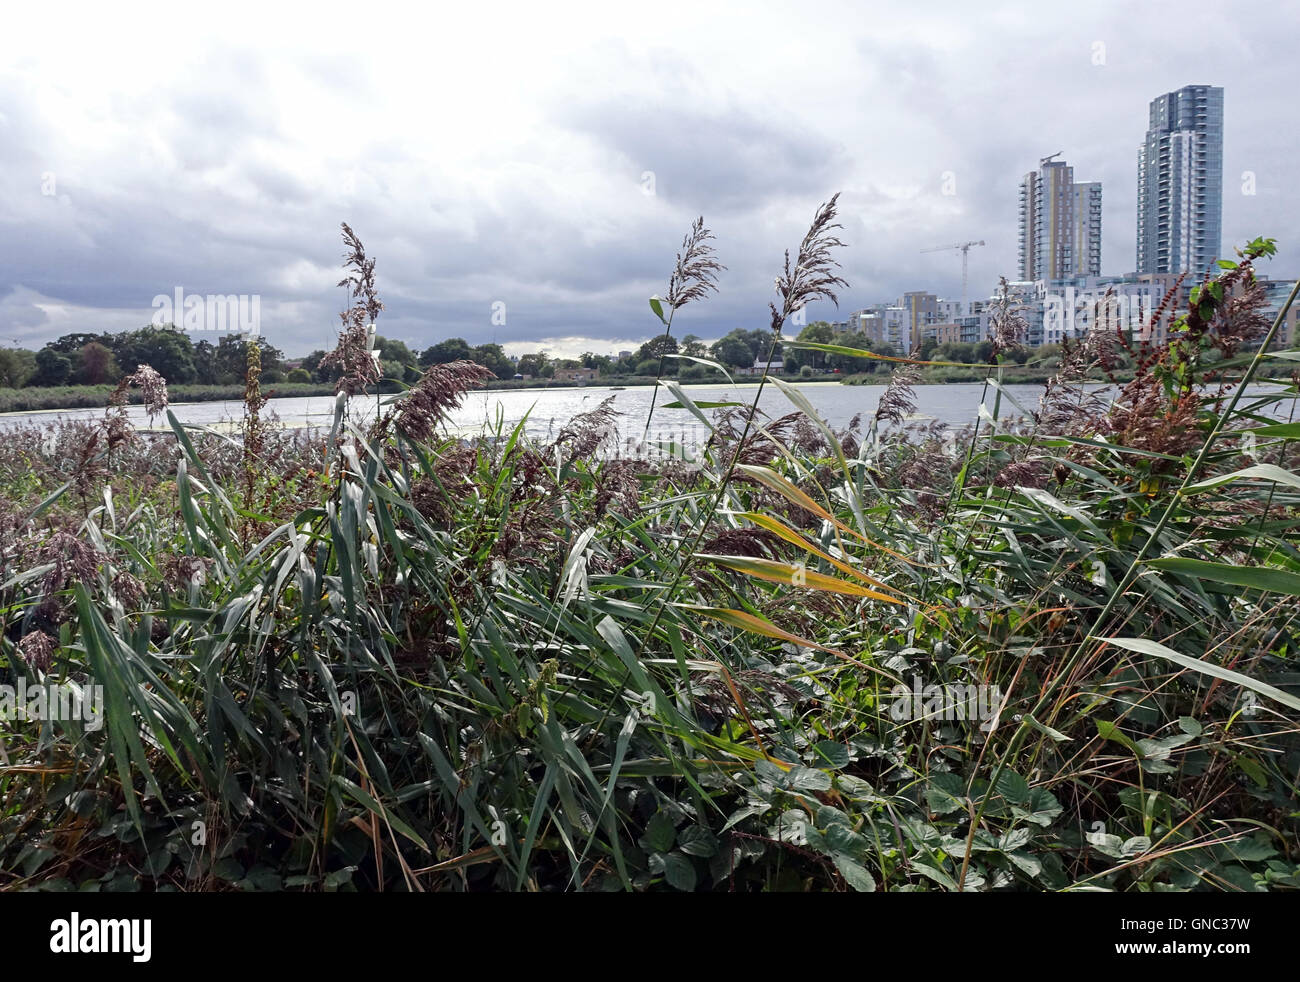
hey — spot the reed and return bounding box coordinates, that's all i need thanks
[0,223,1297,893]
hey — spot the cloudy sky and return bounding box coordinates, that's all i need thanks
[2,0,1296,359]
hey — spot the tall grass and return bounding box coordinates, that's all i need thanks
[0,221,1297,892]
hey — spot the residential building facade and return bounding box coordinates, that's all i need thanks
[1136,84,1224,276]
[1019,157,1102,281]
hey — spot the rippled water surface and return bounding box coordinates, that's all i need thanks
[2,380,1295,445]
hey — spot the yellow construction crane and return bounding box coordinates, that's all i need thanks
[920,240,986,310]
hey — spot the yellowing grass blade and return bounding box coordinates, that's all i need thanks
[734,510,910,599]
[735,463,931,567]
[681,604,901,683]
[681,603,837,651]
[697,553,907,605]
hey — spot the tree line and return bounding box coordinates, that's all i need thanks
[0,320,1020,392]
[409,322,908,382]
[0,327,291,388]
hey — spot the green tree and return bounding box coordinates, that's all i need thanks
[825,332,887,373]
[635,334,678,362]
[0,348,36,388]
[937,341,978,364]
[786,320,834,371]
[471,343,513,379]
[32,348,72,386]
[193,339,219,384]
[375,336,418,369]
[300,348,341,384]
[47,332,108,354]
[712,333,754,369]
[380,358,409,387]
[579,351,613,374]
[212,336,285,384]
[113,326,196,384]
[681,335,707,358]
[516,352,549,377]
[420,338,473,365]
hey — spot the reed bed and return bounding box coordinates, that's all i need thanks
[0,215,1297,892]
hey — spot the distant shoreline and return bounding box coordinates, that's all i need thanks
[5,359,1295,414]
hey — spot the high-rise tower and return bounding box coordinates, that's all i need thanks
[1019,155,1102,281]
[1136,84,1224,275]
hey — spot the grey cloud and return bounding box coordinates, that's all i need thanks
[2,4,1298,358]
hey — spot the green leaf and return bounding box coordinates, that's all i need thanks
[213,857,245,882]
[1007,851,1042,878]
[1178,717,1203,736]
[1000,827,1032,852]
[1122,836,1152,857]
[722,803,768,831]
[928,771,966,795]
[677,827,718,858]
[1096,719,1144,756]
[661,352,735,382]
[832,854,877,892]
[323,866,357,889]
[1087,831,1126,858]
[648,295,668,326]
[1243,421,1300,438]
[1023,713,1072,743]
[1235,755,1268,788]
[1183,463,1300,494]
[1137,732,1194,759]
[1014,788,1063,827]
[1147,557,1300,597]
[824,824,869,860]
[994,769,1030,805]
[812,741,850,769]
[642,812,677,854]
[1100,637,1300,713]
[789,766,833,792]
[660,380,719,434]
[333,776,427,850]
[660,400,744,410]
[663,851,697,891]
[925,787,965,815]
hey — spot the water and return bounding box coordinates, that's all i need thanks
[1,380,1295,447]
[448,381,1042,442]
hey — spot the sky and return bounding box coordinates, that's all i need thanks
[1,0,1296,359]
